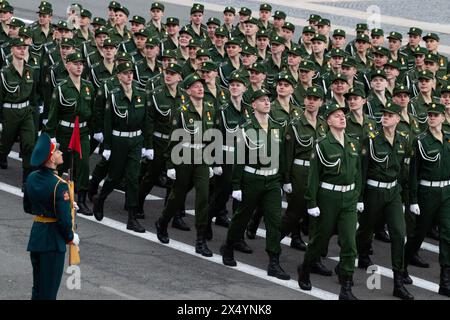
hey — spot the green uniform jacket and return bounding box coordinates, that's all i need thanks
[108,26,132,44]
[90,60,116,91]
[103,83,150,150]
[146,22,168,41]
[270,98,302,129]
[345,112,377,142]
[365,90,392,122]
[203,81,230,110]
[360,130,408,201]
[25,168,74,252]
[409,129,450,204]
[209,46,227,64]
[185,23,207,44]
[285,113,328,183]
[232,114,287,190]
[410,92,441,124]
[305,132,362,208]
[45,77,94,137]
[134,59,162,89]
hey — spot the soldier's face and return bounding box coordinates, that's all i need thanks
[355,40,369,52]
[188,46,199,59]
[414,54,425,66]
[270,43,285,54]
[302,32,314,44]
[250,70,265,84]
[241,54,257,66]
[440,93,450,107]
[331,56,343,69]
[388,39,401,52]
[244,23,258,36]
[223,13,235,25]
[179,34,192,46]
[60,46,75,59]
[199,69,216,83]
[187,81,204,99]
[299,69,314,83]
[332,36,346,49]
[304,96,322,112]
[51,149,64,166]
[167,24,179,36]
[317,25,330,36]
[229,81,246,97]
[226,44,241,57]
[256,37,269,50]
[371,35,384,47]
[115,12,126,25]
[347,95,366,111]
[60,29,73,39]
[259,10,270,21]
[150,9,163,21]
[108,8,116,20]
[130,22,145,33]
[102,46,117,59]
[373,54,388,68]
[312,40,325,54]
[427,113,445,128]
[207,24,218,37]
[273,18,284,29]
[425,39,438,52]
[409,34,420,47]
[276,81,294,98]
[332,80,348,95]
[327,110,346,129]
[382,112,400,129]
[164,71,181,85]
[341,66,356,79]
[282,29,293,41]
[0,11,12,23]
[8,26,19,38]
[191,13,203,25]
[419,78,432,93]
[393,93,410,108]
[424,61,438,73]
[79,17,90,28]
[118,70,134,85]
[67,61,84,77]
[371,77,387,91]
[11,45,27,59]
[214,35,226,47]
[239,14,249,23]
[161,57,176,69]
[134,35,148,49]
[38,13,52,26]
[384,66,399,80]
[252,96,271,114]
[288,54,301,67]
[144,45,159,59]
[95,34,108,47]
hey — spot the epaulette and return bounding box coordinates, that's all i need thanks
[218,102,229,111]
[135,85,146,93]
[417,131,429,140]
[316,135,327,144]
[91,61,101,69]
[81,78,93,86]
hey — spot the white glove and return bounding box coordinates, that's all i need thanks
[167,168,176,180]
[73,201,79,211]
[283,183,293,194]
[410,204,420,216]
[141,148,146,158]
[232,190,242,202]
[144,149,154,160]
[102,149,111,161]
[402,204,405,214]
[308,207,321,217]
[209,167,214,178]
[42,119,48,126]
[0,123,2,132]
[213,166,223,176]
[357,202,364,213]
[51,137,57,145]
[93,132,104,143]
[38,105,44,114]
[72,233,80,246]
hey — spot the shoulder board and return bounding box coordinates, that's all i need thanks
[81,78,93,86]
[110,86,121,94]
[316,135,327,144]
[57,79,68,87]
[134,86,146,93]
[219,103,229,111]
[91,61,101,68]
[49,61,61,70]
[417,131,429,140]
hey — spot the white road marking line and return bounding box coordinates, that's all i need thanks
[99,286,139,300]
[0,181,338,300]
[329,257,440,294]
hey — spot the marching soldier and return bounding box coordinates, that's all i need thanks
[25,133,79,300]
[154,73,216,257]
[186,3,207,44]
[345,85,377,142]
[0,38,38,186]
[297,103,361,300]
[410,70,440,124]
[31,2,54,57]
[146,2,167,40]
[108,5,132,44]
[134,37,162,89]
[209,27,228,64]
[162,17,180,51]
[356,102,414,300]
[423,33,449,79]
[401,27,422,71]
[365,69,391,123]
[93,61,149,234]
[0,2,13,45]
[257,3,273,32]
[404,103,450,297]
[220,89,291,281]
[222,6,236,38]
[219,37,242,87]
[44,52,94,215]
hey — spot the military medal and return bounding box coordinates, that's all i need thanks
[86,87,90,95]
[189,118,194,124]
[26,71,30,80]
[137,96,141,103]
[350,142,356,151]
[207,112,211,121]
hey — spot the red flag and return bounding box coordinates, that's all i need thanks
[68,116,82,159]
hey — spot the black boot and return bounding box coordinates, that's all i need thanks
[233,239,253,254]
[374,228,391,243]
[335,263,353,286]
[297,263,311,290]
[127,210,145,233]
[358,254,373,269]
[195,234,213,257]
[93,194,105,221]
[215,214,231,228]
[155,218,169,243]
[77,191,93,216]
[393,271,414,300]
[438,266,450,297]
[135,196,145,219]
[87,179,98,202]
[427,225,439,241]
[290,234,307,251]
[220,240,236,266]
[0,155,7,169]
[311,258,332,276]
[409,252,429,268]
[403,269,413,285]
[205,220,213,241]
[267,252,290,280]
[172,214,190,231]
[339,275,358,300]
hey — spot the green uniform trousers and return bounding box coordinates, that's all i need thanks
[57,133,90,191]
[30,251,65,300]
[161,164,209,234]
[405,185,450,267]
[209,163,233,217]
[138,148,166,210]
[356,185,406,272]
[303,188,357,277]
[0,108,35,171]
[227,172,282,254]
[282,163,309,236]
[100,135,142,209]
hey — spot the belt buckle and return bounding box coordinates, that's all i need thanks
[342,185,348,192]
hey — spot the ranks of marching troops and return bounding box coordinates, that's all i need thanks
[1,0,450,300]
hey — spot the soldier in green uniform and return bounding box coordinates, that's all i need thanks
[299,26,316,57]
[282,87,330,272]
[0,18,25,67]
[25,133,79,300]
[129,15,146,35]
[186,3,207,44]
[240,45,258,73]
[270,72,301,125]
[401,27,422,71]
[423,33,449,79]
[209,27,228,64]
[108,5,132,44]
[0,38,38,184]
[404,103,450,297]
[0,2,13,46]
[281,22,296,52]
[442,84,450,133]
[321,48,346,93]
[411,70,441,124]
[243,61,267,105]
[387,32,409,79]
[365,69,391,123]
[404,46,428,97]
[356,102,414,300]
[207,71,252,242]
[384,59,403,95]
[204,17,221,49]
[222,6,236,39]
[370,28,385,51]
[316,18,333,52]
[310,33,330,82]
[341,56,364,89]
[146,2,167,41]
[93,61,149,233]
[326,73,349,110]
[284,46,303,85]
[219,37,242,87]
[91,17,107,31]
[73,9,95,53]
[232,7,251,41]
[353,34,372,76]
[106,1,121,29]
[423,52,447,95]
[90,38,118,93]
[242,18,259,49]
[119,28,149,62]
[292,60,316,109]
[44,52,94,215]
[162,17,179,51]
[220,89,290,281]
[297,103,361,300]
[175,27,192,65]
[345,85,377,142]
[85,27,109,68]
[331,29,346,51]
[154,73,216,256]
[270,10,286,38]
[181,39,202,78]
[199,61,229,109]
[257,3,273,32]
[345,23,368,57]
[265,35,287,92]
[31,2,54,58]
[134,37,162,89]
